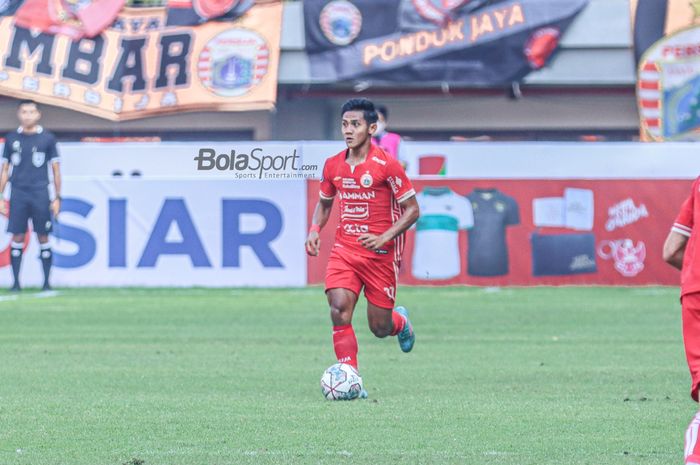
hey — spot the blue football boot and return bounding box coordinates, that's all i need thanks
[395,306,415,353]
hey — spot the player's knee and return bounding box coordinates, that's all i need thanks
[369,321,391,338]
[12,234,25,243]
[329,304,352,325]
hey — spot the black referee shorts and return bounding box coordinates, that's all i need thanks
[8,187,52,235]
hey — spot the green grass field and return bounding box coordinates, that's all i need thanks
[0,286,693,465]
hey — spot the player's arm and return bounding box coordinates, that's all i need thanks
[663,230,688,270]
[307,161,337,256]
[48,136,61,217]
[359,195,419,250]
[51,159,61,217]
[664,188,694,270]
[0,161,8,216]
[306,197,334,256]
[0,136,11,215]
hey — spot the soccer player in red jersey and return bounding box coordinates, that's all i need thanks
[664,177,700,465]
[305,99,419,396]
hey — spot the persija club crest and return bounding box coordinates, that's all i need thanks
[319,0,362,46]
[198,28,269,97]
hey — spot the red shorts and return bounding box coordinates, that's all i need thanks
[683,292,700,401]
[325,246,398,309]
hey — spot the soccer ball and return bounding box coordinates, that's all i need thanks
[320,363,363,400]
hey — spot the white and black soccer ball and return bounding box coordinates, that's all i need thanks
[320,363,363,400]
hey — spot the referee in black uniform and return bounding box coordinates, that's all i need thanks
[0,100,61,291]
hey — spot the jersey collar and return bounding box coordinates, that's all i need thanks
[17,125,43,134]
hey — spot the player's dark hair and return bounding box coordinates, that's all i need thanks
[17,99,38,109]
[340,98,378,125]
[377,105,388,120]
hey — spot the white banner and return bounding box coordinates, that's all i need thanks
[4,179,307,287]
[400,142,700,179]
[48,141,700,181]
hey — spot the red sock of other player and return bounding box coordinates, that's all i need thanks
[333,325,358,369]
[686,411,700,464]
[390,310,406,336]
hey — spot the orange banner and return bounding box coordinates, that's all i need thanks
[0,2,281,120]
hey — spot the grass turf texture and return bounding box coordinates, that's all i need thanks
[0,287,692,465]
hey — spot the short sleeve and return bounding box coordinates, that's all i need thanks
[457,196,474,229]
[47,135,59,163]
[2,136,11,164]
[506,196,520,226]
[673,179,697,237]
[319,159,336,200]
[386,157,415,203]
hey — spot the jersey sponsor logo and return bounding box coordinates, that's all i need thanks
[341,202,369,220]
[371,156,386,166]
[597,239,646,278]
[342,177,360,189]
[360,172,373,187]
[340,191,375,200]
[343,223,369,235]
[319,0,363,46]
[605,198,649,232]
[32,151,45,167]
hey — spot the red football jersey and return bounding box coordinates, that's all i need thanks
[673,177,700,296]
[320,145,415,262]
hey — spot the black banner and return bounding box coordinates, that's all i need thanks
[304,0,589,85]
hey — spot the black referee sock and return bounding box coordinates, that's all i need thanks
[40,244,52,289]
[10,241,23,288]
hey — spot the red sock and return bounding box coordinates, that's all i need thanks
[686,411,700,463]
[333,325,358,369]
[390,311,406,336]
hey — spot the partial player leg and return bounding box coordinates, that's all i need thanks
[682,293,700,464]
[32,192,53,291]
[37,235,52,291]
[7,190,30,292]
[362,259,415,352]
[686,410,700,464]
[325,249,364,370]
[9,234,24,292]
[327,288,359,369]
[366,302,414,352]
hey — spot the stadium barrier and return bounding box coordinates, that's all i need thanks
[1,141,698,287]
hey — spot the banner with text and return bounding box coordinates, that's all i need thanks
[1,178,306,287]
[303,0,588,84]
[0,2,282,120]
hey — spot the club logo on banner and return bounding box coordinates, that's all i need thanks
[0,1,282,121]
[319,0,362,46]
[198,29,270,97]
[598,239,646,278]
[638,27,700,141]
